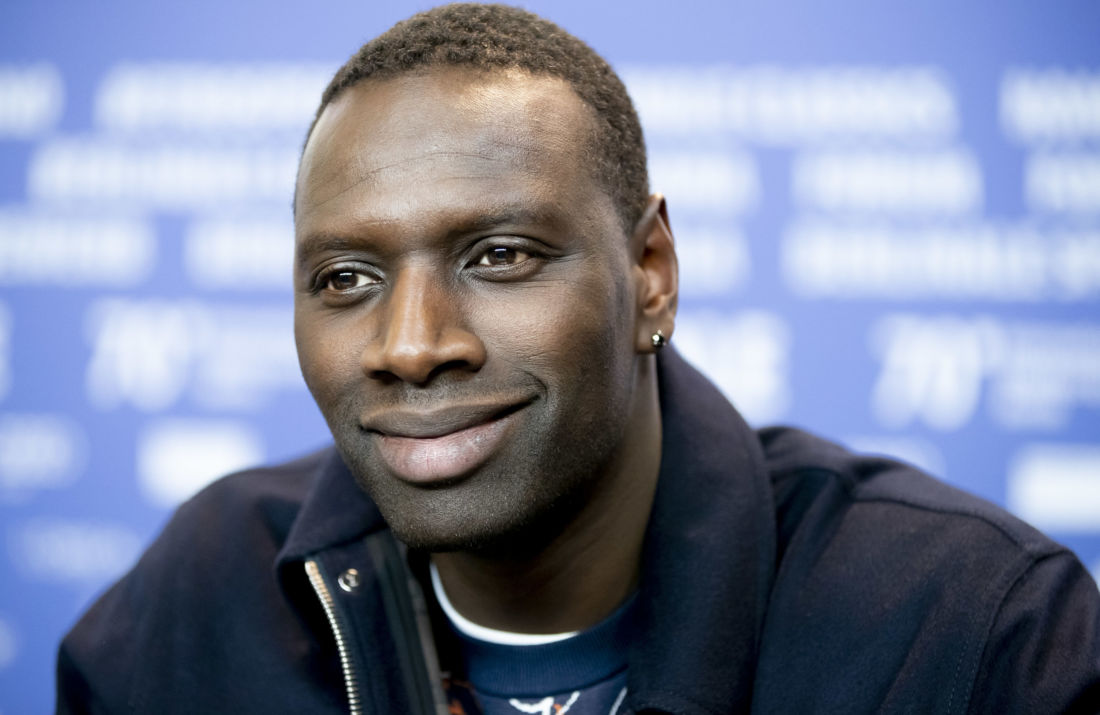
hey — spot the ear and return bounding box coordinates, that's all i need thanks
[630,193,679,353]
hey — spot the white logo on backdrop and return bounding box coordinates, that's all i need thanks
[792,148,982,215]
[649,151,760,214]
[183,216,293,290]
[1007,444,1100,533]
[673,222,751,298]
[1000,69,1100,143]
[94,62,332,134]
[625,66,957,141]
[0,302,10,401]
[1003,70,1100,216]
[0,63,63,138]
[673,310,791,425]
[84,298,302,412]
[0,414,85,502]
[136,418,264,508]
[871,315,991,431]
[783,221,1100,302]
[871,314,1100,431]
[0,211,155,287]
[1026,152,1100,214]
[8,518,142,585]
[27,139,298,210]
[85,299,210,412]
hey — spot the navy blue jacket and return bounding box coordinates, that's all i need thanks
[58,351,1100,713]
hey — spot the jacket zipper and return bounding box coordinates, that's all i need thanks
[305,559,364,715]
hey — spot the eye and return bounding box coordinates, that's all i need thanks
[326,270,370,290]
[316,267,379,294]
[475,245,532,267]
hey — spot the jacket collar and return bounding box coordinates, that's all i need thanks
[627,348,777,714]
[276,447,386,568]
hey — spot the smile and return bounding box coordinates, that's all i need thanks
[364,401,531,485]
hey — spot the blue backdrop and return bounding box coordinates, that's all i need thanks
[2,2,1099,711]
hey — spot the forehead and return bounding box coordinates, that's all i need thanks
[295,68,602,230]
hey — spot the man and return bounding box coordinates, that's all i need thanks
[58,4,1100,713]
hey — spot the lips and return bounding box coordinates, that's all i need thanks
[362,400,531,485]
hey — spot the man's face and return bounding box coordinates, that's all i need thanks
[294,68,644,552]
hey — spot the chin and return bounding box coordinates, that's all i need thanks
[387,490,577,557]
[356,465,591,558]
[379,507,531,556]
[386,522,503,555]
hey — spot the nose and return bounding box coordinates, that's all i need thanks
[360,265,486,384]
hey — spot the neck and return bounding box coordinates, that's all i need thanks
[431,356,662,635]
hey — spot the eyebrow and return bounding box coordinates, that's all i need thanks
[294,234,361,272]
[449,206,561,234]
[295,206,563,270]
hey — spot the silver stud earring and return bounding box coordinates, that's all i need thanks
[651,329,666,350]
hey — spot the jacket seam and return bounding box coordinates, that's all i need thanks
[771,466,1062,555]
[956,550,1069,714]
[852,496,1063,556]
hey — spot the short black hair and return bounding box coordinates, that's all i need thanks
[305,3,649,233]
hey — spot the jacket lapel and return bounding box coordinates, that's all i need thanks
[276,448,386,569]
[627,349,777,714]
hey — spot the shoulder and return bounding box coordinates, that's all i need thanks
[74,444,331,611]
[759,426,1062,564]
[165,447,328,548]
[118,446,331,583]
[57,447,335,711]
[754,426,1100,713]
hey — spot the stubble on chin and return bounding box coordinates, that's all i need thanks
[335,427,610,558]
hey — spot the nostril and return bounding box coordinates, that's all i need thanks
[365,367,403,384]
[362,330,486,385]
[424,357,482,383]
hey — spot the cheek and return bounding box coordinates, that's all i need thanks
[473,267,633,385]
[294,309,364,405]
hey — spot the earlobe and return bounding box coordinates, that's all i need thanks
[631,193,679,353]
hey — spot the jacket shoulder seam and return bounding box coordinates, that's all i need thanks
[771,465,1064,556]
[951,550,1069,713]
